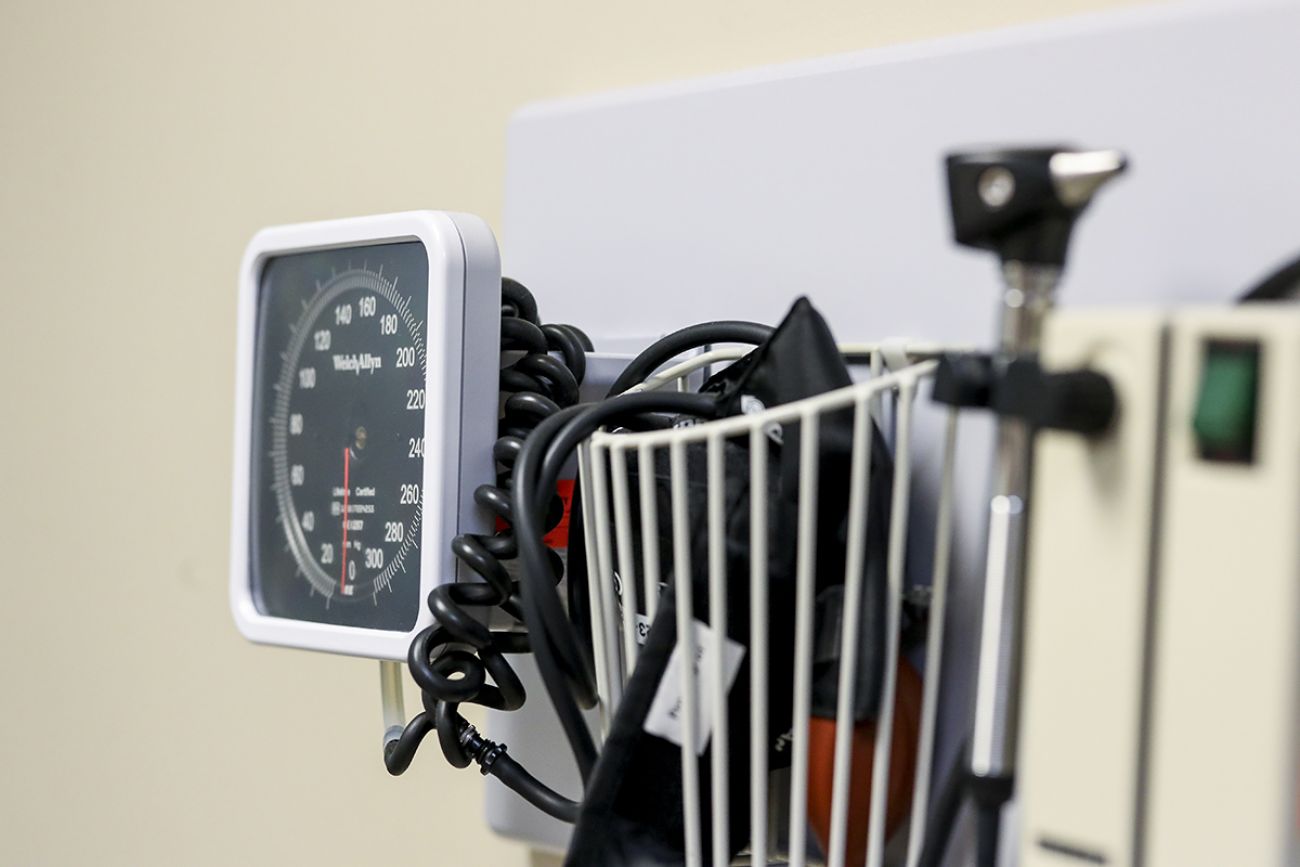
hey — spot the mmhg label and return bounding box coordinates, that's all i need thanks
[643,619,745,755]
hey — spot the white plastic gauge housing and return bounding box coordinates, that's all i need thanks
[230,212,501,659]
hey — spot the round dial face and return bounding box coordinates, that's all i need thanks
[250,242,429,631]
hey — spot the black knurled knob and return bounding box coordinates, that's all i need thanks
[933,352,994,409]
[994,358,1117,434]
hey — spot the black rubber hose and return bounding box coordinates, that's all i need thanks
[490,751,581,823]
[511,392,722,783]
[386,278,585,826]
[554,323,595,353]
[543,323,589,384]
[386,710,580,822]
[387,299,759,816]
[383,711,433,775]
[528,398,723,694]
[501,277,540,323]
[605,320,773,397]
[1240,252,1300,302]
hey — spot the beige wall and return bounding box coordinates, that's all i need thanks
[0,1,1145,864]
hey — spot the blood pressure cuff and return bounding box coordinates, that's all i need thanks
[705,300,896,724]
[565,298,896,866]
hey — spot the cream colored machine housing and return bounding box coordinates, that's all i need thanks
[1145,306,1300,867]
[1017,305,1300,867]
[1017,310,1169,867]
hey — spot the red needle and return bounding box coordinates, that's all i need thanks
[340,446,350,592]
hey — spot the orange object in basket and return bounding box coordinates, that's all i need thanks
[807,659,924,867]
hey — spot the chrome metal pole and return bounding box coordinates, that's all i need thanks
[941,146,1127,867]
[969,261,1060,783]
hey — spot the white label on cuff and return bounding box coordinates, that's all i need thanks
[643,618,746,755]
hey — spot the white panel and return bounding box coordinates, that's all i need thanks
[492,0,1300,852]
[505,0,1300,343]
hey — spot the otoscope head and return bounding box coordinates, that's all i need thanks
[946,146,1127,268]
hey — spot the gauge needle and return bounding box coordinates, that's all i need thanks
[340,446,350,592]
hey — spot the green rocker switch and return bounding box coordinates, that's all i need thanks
[1193,340,1261,463]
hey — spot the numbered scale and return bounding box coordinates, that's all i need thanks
[229,212,501,658]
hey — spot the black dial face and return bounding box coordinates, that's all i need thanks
[250,242,428,631]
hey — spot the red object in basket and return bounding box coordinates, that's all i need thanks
[807,659,924,867]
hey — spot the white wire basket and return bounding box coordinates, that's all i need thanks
[577,342,965,867]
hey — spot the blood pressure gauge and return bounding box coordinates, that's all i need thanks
[230,212,501,658]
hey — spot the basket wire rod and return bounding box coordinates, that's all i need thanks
[840,341,960,361]
[864,379,918,867]
[624,347,752,395]
[609,443,641,677]
[904,407,960,867]
[707,432,731,867]
[623,344,958,400]
[637,442,662,625]
[749,427,771,867]
[670,439,704,867]
[788,409,823,867]
[826,394,877,867]
[577,443,614,738]
[868,350,886,430]
[595,363,937,452]
[587,440,626,715]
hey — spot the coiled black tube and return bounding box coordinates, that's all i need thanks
[384,290,769,820]
[384,278,590,821]
[511,392,725,783]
